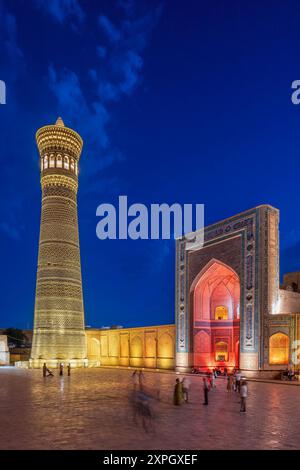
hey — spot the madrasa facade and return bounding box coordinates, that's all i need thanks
[27,119,300,377]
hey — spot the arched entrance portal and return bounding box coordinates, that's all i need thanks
[191,259,240,371]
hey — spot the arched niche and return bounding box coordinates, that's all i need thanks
[130,335,143,358]
[269,332,289,365]
[158,333,174,358]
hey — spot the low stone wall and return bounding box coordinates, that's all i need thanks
[0,335,10,365]
[10,348,31,365]
[86,324,176,370]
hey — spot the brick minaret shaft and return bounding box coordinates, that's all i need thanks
[31,117,86,366]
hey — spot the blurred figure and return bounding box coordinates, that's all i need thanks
[59,363,64,376]
[288,368,295,380]
[240,380,248,412]
[227,374,233,392]
[43,363,47,377]
[132,370,139,390]
[233,373,237,391]
[182,377,191,403]
[235,370,242,393]
[202,377,209,405]
[210,372,216,389]
[130,388,155,434]
[173,378,184,406]
[46,366,53,377]
[139,370,145,390]
[67,363,71,376]
[138,390,155,433]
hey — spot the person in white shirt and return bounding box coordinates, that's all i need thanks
[235,370,242,393]
[240,380,248,412]
[210,372,216,389]
[182,377,191,403]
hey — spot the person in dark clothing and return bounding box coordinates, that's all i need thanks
[173,378,184,406]
[59,363,64,376]
[202,377,209,405]
[46,367,53,377]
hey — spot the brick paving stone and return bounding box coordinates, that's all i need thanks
[0,367,299,450]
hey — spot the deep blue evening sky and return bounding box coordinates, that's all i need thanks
[1,0,300,329]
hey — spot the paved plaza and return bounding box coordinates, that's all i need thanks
[0,367,299,450]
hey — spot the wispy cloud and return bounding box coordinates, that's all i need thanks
[0,2,23,79]
[0,189,25,241]
[0,221,21,241]
[99,15,122,43]
[96,46,107,59]
[47,2,163,186]
[35,0,85,24]
[0,2,26,241]
[2,13,23,61]
[48,65,111,176]
[97,5,163,101]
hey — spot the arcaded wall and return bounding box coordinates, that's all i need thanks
[86,325,175,370]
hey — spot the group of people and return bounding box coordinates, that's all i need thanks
[42,362,71,377]
[282,367,296,381]
[192,366,228,376]
[226,369,242,392]
[201,370,218,405]
[174,369,248,413]
[226,370,248,412]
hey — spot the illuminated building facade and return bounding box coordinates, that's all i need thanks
[84,205,300,376]
[30,118,87,368]
[176,205,300,375]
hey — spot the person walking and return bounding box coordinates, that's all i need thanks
[210,372,216,389]
[182,377,191,403]
[202,377,209,405]
[43,363,47,378]
[235,370,242,393]
[173,378,184,406]
[232,373,237,391]
[59,363,64,376]
[67,363,71,376]
[240,380,248,412]
[132,370,139,390]
[226,374,232,392]
[139,370,145,390]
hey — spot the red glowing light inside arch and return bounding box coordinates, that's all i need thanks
[191,260,240,370]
